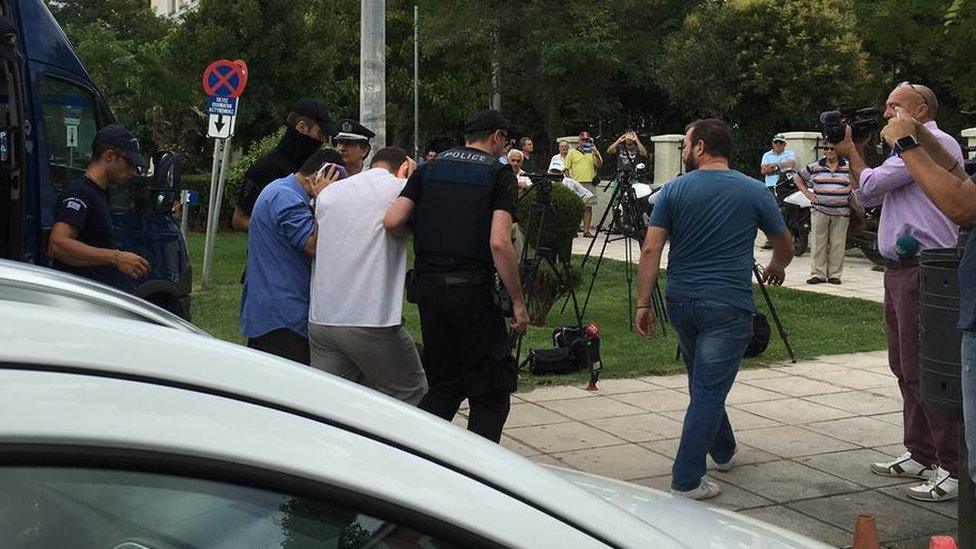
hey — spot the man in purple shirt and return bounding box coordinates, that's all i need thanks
[836,82,963,502]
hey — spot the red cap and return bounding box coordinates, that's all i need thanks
[579,131,591,140]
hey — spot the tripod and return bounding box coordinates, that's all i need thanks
[513,174,585,367]
[674,264,796,363]
[563,170,667,331]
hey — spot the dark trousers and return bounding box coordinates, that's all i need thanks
[417,284,513,442]
[885,265,959,475]
[248,328,311,365]
[667,297,753,491]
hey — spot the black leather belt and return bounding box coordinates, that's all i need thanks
[418,270,492,287]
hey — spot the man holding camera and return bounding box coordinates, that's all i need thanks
[636,119,793,500]
[877,105,976,496]
[564,131,603,237]
[383,109,529,443]
[834,82,963,502]
[608,130,648,173]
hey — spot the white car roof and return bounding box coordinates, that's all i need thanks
[0,259,205,335]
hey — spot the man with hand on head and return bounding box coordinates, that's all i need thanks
[635,118,793,501]
[240,150,342,365]
[834,82,962,502]
[48,124,150,287]
[308,147,428,405]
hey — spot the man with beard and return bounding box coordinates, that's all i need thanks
[635,118,794,500]
[233,99,335,231]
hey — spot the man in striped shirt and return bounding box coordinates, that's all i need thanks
[794,144,851,284]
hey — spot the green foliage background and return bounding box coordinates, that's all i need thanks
[47,0,976,179]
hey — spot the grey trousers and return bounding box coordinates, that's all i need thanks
[308,323,428,405]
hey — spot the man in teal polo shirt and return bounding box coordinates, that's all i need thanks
[240,150,341,364]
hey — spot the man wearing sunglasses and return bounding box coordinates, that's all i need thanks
[48,124,150,288]
[384,109,529,443]
[793,143,851,285]
[835,82,964,502]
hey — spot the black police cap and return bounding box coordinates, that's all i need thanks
[333,118,376,142]
[291,98,335,135]
[94,124,146,167]
[463,109,513,134]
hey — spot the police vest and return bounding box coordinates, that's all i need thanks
[414,147,505,271]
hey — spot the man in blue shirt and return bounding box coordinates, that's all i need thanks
[240,150,341,364]
[759,134,796,249]
[636,119,794,500]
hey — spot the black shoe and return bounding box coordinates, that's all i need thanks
[828,278,842,285]
[807,277,826,284]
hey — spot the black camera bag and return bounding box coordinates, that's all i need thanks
[528,347,577,375]
[744,312,771,358]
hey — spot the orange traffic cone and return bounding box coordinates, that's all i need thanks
[929,535,958,548]
[852,514,880,549]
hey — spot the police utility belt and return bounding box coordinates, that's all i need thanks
[405,269,512,315]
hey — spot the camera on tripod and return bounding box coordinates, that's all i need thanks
[819,107,881,143]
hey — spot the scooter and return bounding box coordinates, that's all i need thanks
[774,170,811,256]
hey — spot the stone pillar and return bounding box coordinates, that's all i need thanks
[781,131,824,171]
[962,128,976,159]
[650,134,685,185]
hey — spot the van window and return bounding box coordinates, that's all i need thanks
[39,78,98,190]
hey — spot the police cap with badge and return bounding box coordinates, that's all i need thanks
[333,118,376,144]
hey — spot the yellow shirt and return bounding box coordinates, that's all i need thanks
[564,148,598,183]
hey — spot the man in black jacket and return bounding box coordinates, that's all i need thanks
[232,99,335,231]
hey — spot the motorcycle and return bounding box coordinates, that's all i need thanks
[774,170,811,256]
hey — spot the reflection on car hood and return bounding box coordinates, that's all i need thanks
[546,466,833,549]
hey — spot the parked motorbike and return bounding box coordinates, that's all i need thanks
[774,170,811,256]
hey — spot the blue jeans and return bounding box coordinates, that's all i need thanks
[667,297,753,491]
[962,331,976,481]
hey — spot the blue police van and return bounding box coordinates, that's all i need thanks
[0,0,192,318]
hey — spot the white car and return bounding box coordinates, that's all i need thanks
[0,297,829,548]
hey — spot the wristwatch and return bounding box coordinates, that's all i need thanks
[895,135,920,156]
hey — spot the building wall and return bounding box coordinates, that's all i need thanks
[150,0,197,17]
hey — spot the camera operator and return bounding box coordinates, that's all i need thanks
[383,109,529,443]
[608,129,648,173]
[635,119,793,500]
[565,132,603,237]
[878,106,976,493]
[308,147,427,405]
[834,82,963,502]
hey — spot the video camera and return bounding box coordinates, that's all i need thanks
[819,107,881,143]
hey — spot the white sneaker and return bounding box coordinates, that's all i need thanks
[708,448,737,472]
[671,478,722,500]
[907,467,958,502]
[870,452,936,479]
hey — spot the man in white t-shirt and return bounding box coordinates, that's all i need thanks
[308,147,427,405]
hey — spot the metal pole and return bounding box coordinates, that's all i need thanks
[180,189,190,240]
[201,138,223,290]
[360,0,386,150]
[413,4,419,160]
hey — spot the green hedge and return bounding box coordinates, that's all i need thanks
[517,182,585,261]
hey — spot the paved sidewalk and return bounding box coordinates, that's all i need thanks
[571,235,886,303]
[457,351,957,548]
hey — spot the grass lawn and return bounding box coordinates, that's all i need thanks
[188,232,886,390]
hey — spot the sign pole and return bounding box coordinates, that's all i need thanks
[180,189,190,240]
[201,137,224,290]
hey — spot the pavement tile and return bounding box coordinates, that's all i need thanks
[873,443,907,457]
[872,412,903,426]
[724,383,788,405]
[773,361,852,375]
[642,439,779,467]
[639,374,688,389]
[609,389,690,412]
[585,413,684,443]
[796,448,920,488]
[586,377,659,395]
[868,385,905,401]
[631,475,774,511]
[518,384,598,402]
[717,460,860,502]
[503,402,572,428]
[806,390,902,415]
[740,506,854,548]
[819,352,891,368]
[733,398,856,425]
[878,484,959,520]
[660,407,782,431]
[735,425,858,458]
[735,368,792,381]
[552,443,675,480]
[744,376,848,397]
[528,454,565,468]
[539,395,645,421]
[505,421,624,453]
[499,435,541,457]
[804,416,904,448]
[813,369,896,390]
[788,490,957,543]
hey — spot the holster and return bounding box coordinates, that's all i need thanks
[490,278,513,316]
[404,269,421,304]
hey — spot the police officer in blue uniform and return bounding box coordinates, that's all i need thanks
[384,110,530,442]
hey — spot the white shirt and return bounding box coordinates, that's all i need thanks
[309,168,407,327]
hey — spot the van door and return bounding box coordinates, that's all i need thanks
[0,8,23,260]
